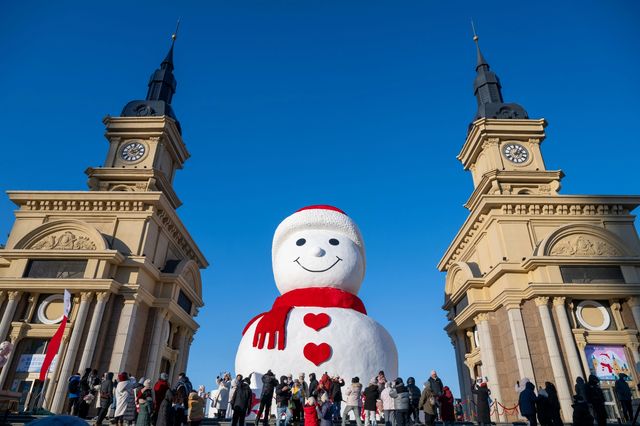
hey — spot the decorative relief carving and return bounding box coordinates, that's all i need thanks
[501,203,627,216]
[552,297,566,306]
[157,209,198,263]
[96,292,110,302]
[473,313,489,324]
[31,231,96,250]
[8,291,21,301]
[535,296,549,306]
[550,235,621,257]
[80,292,94,303]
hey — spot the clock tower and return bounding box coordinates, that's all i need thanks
[439,35,640,424]
[86,35,187,209]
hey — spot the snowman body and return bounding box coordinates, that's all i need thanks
[235,307,398,382]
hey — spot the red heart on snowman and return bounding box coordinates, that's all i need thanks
[303,343,332,366]
[303,313,331,331]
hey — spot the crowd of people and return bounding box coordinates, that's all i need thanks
[210,370,455,426]
[62,367,638,426]
[64,368,205,426]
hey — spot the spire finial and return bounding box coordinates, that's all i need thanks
[471,20,488,69]
[471,19,479,42]
[172,18,180,45]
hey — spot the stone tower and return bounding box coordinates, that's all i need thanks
[0,34,208,414]
[439,36,640,422]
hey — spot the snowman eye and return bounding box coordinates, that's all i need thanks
[296,238,306,246]
[329,238,340,246]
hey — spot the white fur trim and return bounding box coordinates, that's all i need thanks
[272,208,365,261]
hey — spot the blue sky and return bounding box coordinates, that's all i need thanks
[2,1,639,397]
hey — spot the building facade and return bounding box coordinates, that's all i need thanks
[439,38,640,422]
[0,38,207,413]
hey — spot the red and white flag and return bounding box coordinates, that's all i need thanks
[39,290,71,382]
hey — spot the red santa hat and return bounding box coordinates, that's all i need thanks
[272,205,365,259]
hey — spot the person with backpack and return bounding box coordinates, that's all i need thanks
[418,381,436,426]
[67,373,82,415]
[319,393,333,426]
[390,378,410,426]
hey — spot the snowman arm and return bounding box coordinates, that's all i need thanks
[242,313,265,336]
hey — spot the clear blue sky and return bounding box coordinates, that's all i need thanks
[2,2,639,397]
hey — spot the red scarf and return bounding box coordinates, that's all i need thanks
[242,287,367,350]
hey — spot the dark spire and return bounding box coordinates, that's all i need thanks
[121,21,182,133]
[470,25,528,123]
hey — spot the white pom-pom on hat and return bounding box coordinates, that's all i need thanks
[272,205,365,261]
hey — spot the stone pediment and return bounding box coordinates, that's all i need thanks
[30,231,97,250]
[549,234,622,257]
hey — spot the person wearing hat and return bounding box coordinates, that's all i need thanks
[470,380,491,426]
[364,378,381,426]
[390,379,410,426]
[231,377,254,426]
[153,373,170,415]
[275,375,293,426]
[342,377,363,426]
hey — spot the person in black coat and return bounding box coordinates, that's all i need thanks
[536,388,552,426]
[309,373,319,399]
[471,382,491,426]
[256,370,279,426]
[519,381,538,426]
[586,375,606,426]
[156,390,176,426]
[232,378,254,426]
[276,376,293,426]
[544,382,563,426]
[330,376,345,421]
[571,395,593,426]
[406,377,421,425]
[363,380,380,426]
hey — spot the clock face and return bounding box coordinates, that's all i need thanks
[120,142,146,162]
[502,143,529,164]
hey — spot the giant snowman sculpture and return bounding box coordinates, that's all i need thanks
[236,205,398,383]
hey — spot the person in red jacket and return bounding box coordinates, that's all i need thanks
[304,397,320,426]
[438,386,455,426]
[154,373,171,413]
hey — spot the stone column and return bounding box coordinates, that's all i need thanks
[535,297,573,421]
[474,313,505,422]
[453,331,471,419]
[78,292,110,372]
[505,303,536,382]
[0,291,22,341]
[628,342,640,365]
[552,297,585,383]
[108,297,139,373]
[180,332,193,375]
[51,292,94,413]
[627,297,640,331]
[0,336,19,388]
[145,309,168,380]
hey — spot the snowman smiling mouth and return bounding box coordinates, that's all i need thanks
[294,256,342,273]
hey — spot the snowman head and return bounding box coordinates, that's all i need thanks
[272,205,365,295]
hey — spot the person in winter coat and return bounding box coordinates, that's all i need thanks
[390,378,410,426]
[319,393,333,426]
[154,373,171,415]
[438,386,455,426]
[136,387,153,426]
[228,374,243,419]
[364,378,381,426]
[586,375,606,426]
[571,395,593,426]
[231,377,254,426]
[615,373,633,422]
[543,382,562,426]
[309,373,319,399]
[303,397,319,426]
[377,371,388,393]
[115,373,140,426]
[535,388,552,426]
[214,377,230,419]
[518,381,538,426]
[330,376,345,421]
[574,377,588,402]
[381,381,395,426]
[188,390,205,426]
[96,372,114,426]
[418,381,436,426]
[276,375,293,426]
[292,379,305,423]
[156,390,176,426]
[342,377,363,426]
[406,378,421,425]
[67,373,82,416]
[256,370,279,426]
[470,382,491,426]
